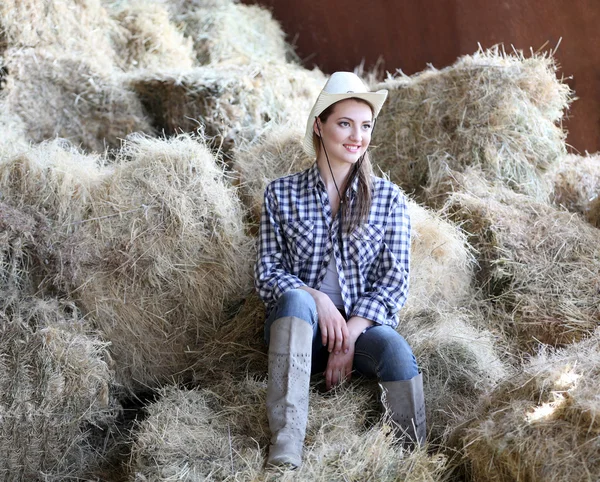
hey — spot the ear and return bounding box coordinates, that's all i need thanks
[312,118,321,137]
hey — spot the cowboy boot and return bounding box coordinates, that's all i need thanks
[380,372,426,446]
[266,316,312,468]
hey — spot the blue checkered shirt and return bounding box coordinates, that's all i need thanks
[254,162,410,328]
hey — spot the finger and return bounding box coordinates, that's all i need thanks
[334,328,343,355]
[321,327,328,347]
[341,324,350,353]
[327,328,335,353]
[325,368,332,391]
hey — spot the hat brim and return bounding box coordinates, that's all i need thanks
[303,90,388,158]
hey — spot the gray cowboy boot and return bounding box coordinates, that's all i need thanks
[380,372,426,446]
[266,316,312,468]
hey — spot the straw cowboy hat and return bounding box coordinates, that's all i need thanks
[303,71,388,158]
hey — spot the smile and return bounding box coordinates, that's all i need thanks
[343,144,361,153]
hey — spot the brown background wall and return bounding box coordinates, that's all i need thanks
[242,0,600,154]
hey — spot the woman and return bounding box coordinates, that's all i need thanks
[255,72,425,468]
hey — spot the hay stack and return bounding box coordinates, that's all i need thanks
[404,199,476,314]
[0,295,116,480]
[462,329,600,482]
[109,0,196,71]
[232,125,313,223]
[545,153,600,227]
[441,169,600,351]
[4,48,153,153]
[399,308,509,441]
[71,134,254,390]
[0,0,122,71]
[372,47,572,203]
[173,0,289,65]
[129,380,446,481]
[129,63,324,155]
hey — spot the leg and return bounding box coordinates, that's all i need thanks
[264,289,320,468]
[353,325,426,445]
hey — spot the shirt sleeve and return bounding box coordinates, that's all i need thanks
[350,191,411,328]
[254,183,306,307]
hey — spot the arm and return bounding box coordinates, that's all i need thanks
[350,192,411,328]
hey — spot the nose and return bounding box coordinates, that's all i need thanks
[349,126,361,142]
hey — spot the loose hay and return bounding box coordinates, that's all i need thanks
[109,0,196,71]
[4,47,153,153]
[0,295,116,481]
[173,0,289,65]
[462,328,600,482]
[404,198,476,314]
[399,308,509,442]
[71,134,254,390]
[441,169,600,351]
[372,46,572,202]
[129,63,324,155]
[129,380,446,481]
[232,125,314,224]
[545,153,600,227]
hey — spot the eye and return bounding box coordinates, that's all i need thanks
[362,124,372,131]
[339,121,350,128]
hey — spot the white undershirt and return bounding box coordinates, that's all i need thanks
[320,255,344,309]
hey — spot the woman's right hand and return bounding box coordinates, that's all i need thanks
[300,287,349,354]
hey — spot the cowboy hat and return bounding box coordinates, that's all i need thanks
[303,71,388,158]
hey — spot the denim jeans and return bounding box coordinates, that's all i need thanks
[264,289,419,382]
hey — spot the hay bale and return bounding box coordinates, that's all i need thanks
[71,134,254,390]
[129,380,447,481]
[0,295,116,480]
[404,198,476,314]
[232,125,314,224]
[0,0,122,71]
[441,169,600,351]
[399,308,509,442]
[109,0,196,71]
[588,195,600,228]
[173,0,289,65]
[461,328,600,482]
[4,47,153,153]
[545,153,600,227]
[129,63,324,155]
[372,46,572,203]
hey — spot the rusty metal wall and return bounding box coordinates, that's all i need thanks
[242,0,600,154]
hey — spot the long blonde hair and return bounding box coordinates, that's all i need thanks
[312,98,374,234]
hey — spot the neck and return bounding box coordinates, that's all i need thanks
[316,154,353,192]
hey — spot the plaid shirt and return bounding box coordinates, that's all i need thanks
[254,162,410,328]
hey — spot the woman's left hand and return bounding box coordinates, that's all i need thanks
[325,343,355,390]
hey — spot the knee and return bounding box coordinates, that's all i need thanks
[274,289,316,323]
[374,328,419,381]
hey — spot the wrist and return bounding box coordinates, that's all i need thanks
[346,316,373,341]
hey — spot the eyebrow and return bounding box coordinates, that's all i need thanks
[336,116,373,124]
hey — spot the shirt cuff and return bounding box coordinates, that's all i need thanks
[351,296,397,328]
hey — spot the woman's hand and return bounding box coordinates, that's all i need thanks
[325,344,355,390]
[299,287,349,354]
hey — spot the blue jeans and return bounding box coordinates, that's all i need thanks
[264,289,418,382]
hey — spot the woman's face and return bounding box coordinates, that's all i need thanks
[314,99,373,167]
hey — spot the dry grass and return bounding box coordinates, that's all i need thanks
[69,134,254,390]
[441,169,600,352]
[4,47,153,153]
[109,0,196,71]
[129,379,447,481]
[129,63,324,156]
[404,198,476,315]
[0,294,117,481]
[172,0,289,65]
[545,153,600,227]
[232,125,314,224]
[461,328,600,482]
[372,46,572,203]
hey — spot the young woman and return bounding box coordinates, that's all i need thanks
[255,72,425,468]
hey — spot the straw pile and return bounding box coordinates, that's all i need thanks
[129,380,447,481]
[399,308,509,441]
[70,134,254,390]
[545,153,600,227]
[403,199,476,315]
[4,48,153,153]
[129,63,324,154]
[232,125,313,223]
[0,295,116,481]
[173,0,289,65]
[109,0,196,71]
[372,47,572,202]
[441,169,600,351]
[462,328,600,482]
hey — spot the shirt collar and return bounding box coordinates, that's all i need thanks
[306,161,361,196]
